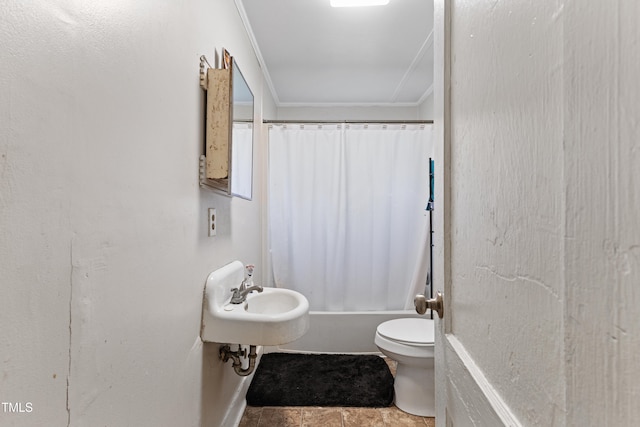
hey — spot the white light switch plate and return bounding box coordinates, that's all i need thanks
[208,208,216,237]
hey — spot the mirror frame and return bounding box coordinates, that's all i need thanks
[200,51,254,200]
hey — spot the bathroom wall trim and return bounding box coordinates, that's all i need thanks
[443,335,523,426]
[220,382,249,427]
[218,348,264,427]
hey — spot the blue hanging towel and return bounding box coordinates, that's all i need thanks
[426,159,434,211]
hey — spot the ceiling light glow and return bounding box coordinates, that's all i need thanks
[330,0,389,7]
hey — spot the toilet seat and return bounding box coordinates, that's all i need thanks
[375,318,434,360]
[376,318,434,345]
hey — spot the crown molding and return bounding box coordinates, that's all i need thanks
[233,0,280,105]
[391,29,435,103]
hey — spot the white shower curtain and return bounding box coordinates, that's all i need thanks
[268,123,433,311]
[230,123,253,198]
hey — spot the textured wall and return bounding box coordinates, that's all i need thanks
[563,2,640,425]
[0,1,268,426]
[445,0,640,425]
[449,0,566,424]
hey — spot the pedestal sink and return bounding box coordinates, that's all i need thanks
[201,261,310,346]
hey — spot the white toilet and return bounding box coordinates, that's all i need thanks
[375,318,434,417]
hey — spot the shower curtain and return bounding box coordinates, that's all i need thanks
[230,123,253,198]
[268,123,433,311]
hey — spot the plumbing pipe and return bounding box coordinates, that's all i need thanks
[219,344,258,377]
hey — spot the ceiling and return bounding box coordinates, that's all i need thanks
[236,0,434,107]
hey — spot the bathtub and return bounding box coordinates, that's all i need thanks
[270,310,424,354]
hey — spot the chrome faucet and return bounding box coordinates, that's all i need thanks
[230,264,262,304]
[230,285,263,304]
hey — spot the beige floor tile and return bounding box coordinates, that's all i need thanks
[380,407,429,427]
[257,407,302,427]
[242,405,435,427]
[301,407,342,427]
[423,417,436,427]
[238,406,262,427]
[342,407,385,427]
[383,357,397,377]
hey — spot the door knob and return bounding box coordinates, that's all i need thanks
[414,291,444,319]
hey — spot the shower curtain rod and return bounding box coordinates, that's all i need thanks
[263,119,433,125]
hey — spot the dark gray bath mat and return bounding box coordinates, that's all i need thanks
[246,353,394,407]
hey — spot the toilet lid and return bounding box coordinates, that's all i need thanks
[377,318,434,345]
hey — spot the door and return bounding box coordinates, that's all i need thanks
[431,2,640,426]
[431,1,530,425]
[433,313,522,427]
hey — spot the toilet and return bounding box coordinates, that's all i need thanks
[375,318,434,417]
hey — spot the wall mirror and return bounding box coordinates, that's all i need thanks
[229,58,254,200]
[200,51,254,200]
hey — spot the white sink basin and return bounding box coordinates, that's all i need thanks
[201,262,309,346]
[244,289,302,315]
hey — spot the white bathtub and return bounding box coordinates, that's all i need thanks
[270,310,424,354]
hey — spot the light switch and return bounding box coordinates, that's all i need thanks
[208,208,217,237]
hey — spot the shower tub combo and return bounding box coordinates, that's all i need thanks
[270,310,422,354]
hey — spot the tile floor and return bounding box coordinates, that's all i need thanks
[238,357,435,427]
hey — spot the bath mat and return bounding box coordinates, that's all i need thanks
[246,353,394,407]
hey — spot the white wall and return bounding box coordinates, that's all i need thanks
[444,0,640,425]
[276,105,421,121]
[0,1,272,426]
[418,92,434,120]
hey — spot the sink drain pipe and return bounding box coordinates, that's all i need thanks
[219,344,258,376]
